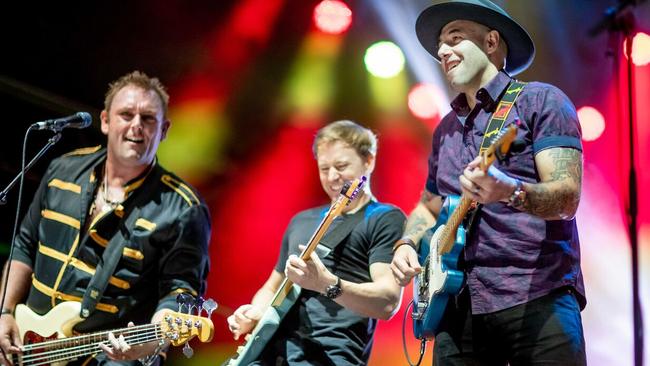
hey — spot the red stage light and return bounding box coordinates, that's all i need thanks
[408,83,443,122]
[623,32,650,66]
[313,0,352,35]
[577,106,605,142]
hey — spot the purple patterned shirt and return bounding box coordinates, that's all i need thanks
[426,71,586,314]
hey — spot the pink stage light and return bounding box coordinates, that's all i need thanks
[408,83,442,123]
[577,106,606,142]
[623,32,650,66]
[313,0,352,35]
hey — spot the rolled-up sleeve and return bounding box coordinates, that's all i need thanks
[531,86,583,154]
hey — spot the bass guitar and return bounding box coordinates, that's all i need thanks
[412,125,517,340]
[226,176,366,366]
[10,298,215,366]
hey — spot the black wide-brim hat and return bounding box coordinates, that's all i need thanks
[416,0,535,75]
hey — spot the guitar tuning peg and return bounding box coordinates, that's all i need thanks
[176,294,185,312]
[195,297,205,316]
[182,342,194,358]
[176,293,195,313]
[202,298,218,319]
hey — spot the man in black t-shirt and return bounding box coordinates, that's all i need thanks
[227,120,405,365]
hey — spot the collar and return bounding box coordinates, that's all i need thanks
[450,71,514,118]
[92,152,158,196]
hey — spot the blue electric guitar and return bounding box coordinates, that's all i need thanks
[412,125,517,340]
[226,177,366,366]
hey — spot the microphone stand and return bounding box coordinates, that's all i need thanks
[590,2,644,366]
[0,129,62,205]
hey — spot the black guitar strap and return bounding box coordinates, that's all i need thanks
[318,201,368,252]
[466,81,527,236]
[479,80,527,153]
[80,206,141,318]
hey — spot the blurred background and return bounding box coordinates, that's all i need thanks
[1,0,649,365]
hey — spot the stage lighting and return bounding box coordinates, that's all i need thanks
[577,106,605,142]
[313,0,352,35]
[364,41,405,78]
[623,32,650,66]
[408,83,442,120]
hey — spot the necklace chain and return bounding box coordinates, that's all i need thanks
[101,166,123,209]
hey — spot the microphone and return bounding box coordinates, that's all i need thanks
[32,112,92,131]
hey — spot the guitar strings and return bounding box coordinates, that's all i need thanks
[20,323,158,351]
[18,325,164,365]
[19,328,161,366]
[19,327,161,365]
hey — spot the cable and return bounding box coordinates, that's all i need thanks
[402,299,427,366]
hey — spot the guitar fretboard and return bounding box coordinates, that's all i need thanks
[18,324,162,366]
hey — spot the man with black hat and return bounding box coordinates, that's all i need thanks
[391,0,586,364]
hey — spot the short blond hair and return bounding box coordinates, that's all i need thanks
[313,120,377,159]
[104,71,170,118]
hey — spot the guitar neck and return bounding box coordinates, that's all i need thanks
[438,195,474,255]
[270,199,346,307]
[19,323,162,365]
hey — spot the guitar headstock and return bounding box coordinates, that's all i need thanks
[159,310,214,347]
[479,124,517,170]
[338,176,366,206]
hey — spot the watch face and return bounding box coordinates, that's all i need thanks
[326,285,342,299]
[326,280,342,299]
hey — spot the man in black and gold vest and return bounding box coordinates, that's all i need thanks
[0,71,211,365]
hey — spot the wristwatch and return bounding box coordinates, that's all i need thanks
[325,276,342,299]
[508,179,527,208]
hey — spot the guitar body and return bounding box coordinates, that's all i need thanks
[14,302,84,366]
[227,285,301,366]
[412,196,466,340]
[11,301,214,366]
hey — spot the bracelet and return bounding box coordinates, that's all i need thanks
[392,238,417,253]
[1,308,14,315]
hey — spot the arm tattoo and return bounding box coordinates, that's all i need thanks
[548,149,582,185]
[521,149,582,220]
[404,213,429,238]
[403,190,439,238]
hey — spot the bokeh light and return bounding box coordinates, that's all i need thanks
[364,41,405,78]
[313,0,352,35]
[408,83,443,120]
[577,106,606,141]
[623,32,650,66]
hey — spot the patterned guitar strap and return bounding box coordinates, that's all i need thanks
[465,80,527,232]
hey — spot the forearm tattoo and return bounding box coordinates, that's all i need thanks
[404,190,438,238]
[404,214,430,238]
[522,149,582,220]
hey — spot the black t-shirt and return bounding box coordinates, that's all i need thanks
[258,201,405,366]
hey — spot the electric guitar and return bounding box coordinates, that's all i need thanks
[412,125,517,340]
[10,299,215,366]
[226,176,366,366]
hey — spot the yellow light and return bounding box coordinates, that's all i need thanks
[364,41,405,78]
